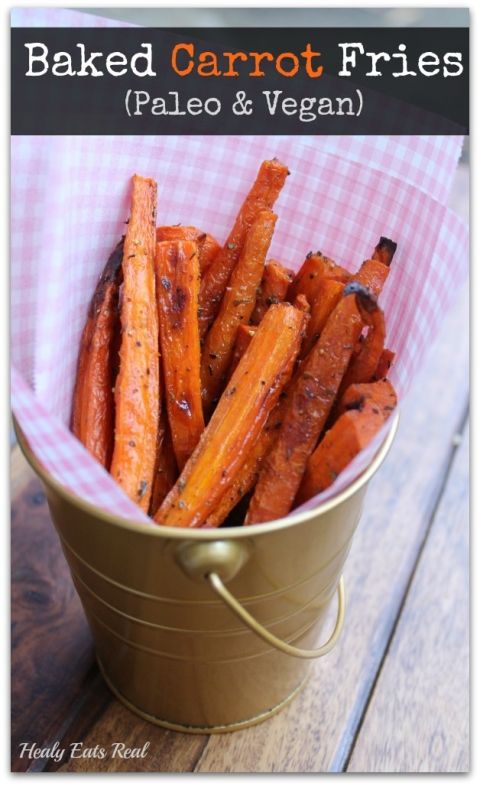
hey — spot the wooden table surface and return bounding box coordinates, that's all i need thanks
[11,285,469,774]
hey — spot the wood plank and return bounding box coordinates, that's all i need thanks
[195,287,468,773]
[55,702,206,773]
[347,425,469,773]
[10,469,97,772]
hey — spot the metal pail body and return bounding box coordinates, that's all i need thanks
[15,417,397,733]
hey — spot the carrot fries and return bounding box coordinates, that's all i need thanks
[296,379,397,502]
[198,159,289,338]
[155,240,204,469]
[227,324,257,379]
[149,408,178,516]
[374,348,396,380]
[201,210,277,413]
[73,161,398,526]
[287,251,349,305]
[337,379,398,418]
[251,260,294,324]
[339,292,386,392]
[300,278,344,358]
[156,225,220,275]
[207,296,309,526]
[72,240,123,468]
[352,236,397,298]
[373,236,397,267]
[154,303,304,527]
[110,175,160,512]
[245,283,374,524]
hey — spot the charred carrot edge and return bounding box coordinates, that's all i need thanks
[337,379,398,418]
[296,400,395,504]
[372,236,397,267]
[198,159,289,338]
[245,285,372,525]
[250,259,294,325]
[154,303,304,528]
[110,175,159,512]
[149,407,178,515]
[155,240,204,470]
[374,348,396,380]
[338,295,386,393]
[156,226,220,275]
[72,240,123,468]
[287,251,350,306]
[352,259,390,298]
[300,278,344,359]
[201,210,277,414]
[227,324,257,380]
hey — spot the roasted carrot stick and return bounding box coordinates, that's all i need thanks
[156,226,220,275]
[198,159,289,338]
[336,379,398,418]
[149,408,178,516]
[155,240,204,469]
[227,324,257,379]
[154,303,304,527]
[110,175,159,512]
[287,251,349,306]
[352,236,396,300]
[300,278,344,359]
[245,283,374,524]
[374,348,396,380]
[372,236,397,267]
[339,297,386,391]
[72,240,123,468]
[207,294,310,526]
[205,412,281,527]
[201,210,277,413]
[296,401,395,503]
[251,259,294,324]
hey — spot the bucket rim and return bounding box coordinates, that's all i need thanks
[14,412,399,539]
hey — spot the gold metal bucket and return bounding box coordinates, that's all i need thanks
[15,416,398,733]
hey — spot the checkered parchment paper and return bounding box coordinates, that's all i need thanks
[11,12,469,526]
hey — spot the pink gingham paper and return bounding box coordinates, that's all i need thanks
[11,133,468,523]
[10,8,468,524]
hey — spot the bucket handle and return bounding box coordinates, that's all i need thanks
[207,572,345,660]
[175,540,344,659]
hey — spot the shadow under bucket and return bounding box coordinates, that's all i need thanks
[15,415,398,733]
